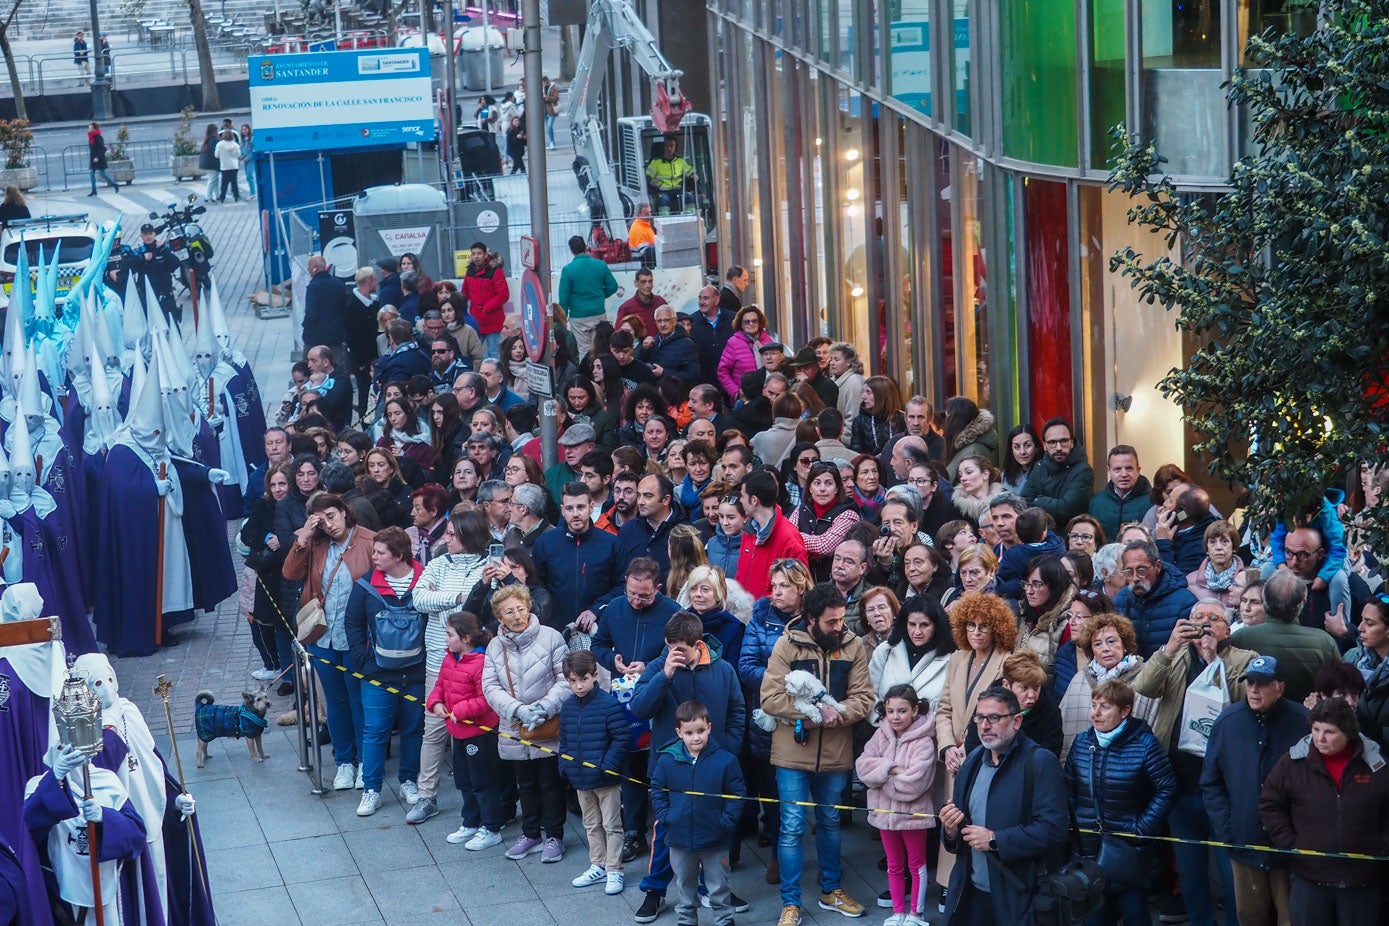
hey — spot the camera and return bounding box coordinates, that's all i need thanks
[880,524,894,538]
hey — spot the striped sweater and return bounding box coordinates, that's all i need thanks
[413,553,489,677]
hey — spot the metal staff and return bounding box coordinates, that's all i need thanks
[152,675,211,903]
[154,461,167,646]
[53,673,105,926]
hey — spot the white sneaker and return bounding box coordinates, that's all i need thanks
[883,915,907,926]
[356,790,381,817]
[252,668,280,681]
[400,780,420,805]
[332,764,355,790]
[572,864,607,888]
[605,870,624,895]
[446,824,480,845]
[465,827,503,851]
[354,767,364,790]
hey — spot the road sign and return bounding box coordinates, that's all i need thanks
[520,234,539,271]
[519,268,548,363]
[525,360,553,398]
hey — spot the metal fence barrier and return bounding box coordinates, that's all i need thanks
[60,139,176,191]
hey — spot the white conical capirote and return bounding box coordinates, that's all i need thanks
[193,305,217,381]
[10,385,37,498]
[123,335,166,455]
[122,271,146,349]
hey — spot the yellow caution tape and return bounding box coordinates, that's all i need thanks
[254,572,1389,861]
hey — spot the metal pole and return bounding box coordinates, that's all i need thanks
[302,645,326,794]
[481,0,492,96]
[522,0,553,467]
[88,0,112,120]
[334,0,343,45]
[441,0,457,200]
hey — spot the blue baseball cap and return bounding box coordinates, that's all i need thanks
[1241,655,1280,683]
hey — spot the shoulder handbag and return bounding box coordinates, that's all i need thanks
[295,553,346,645]
[986,747,1106,926]
[501,643,561,741]
[1090,745,1153,893]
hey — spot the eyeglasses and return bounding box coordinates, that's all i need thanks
[1121,565,1155,578]
[431,348,451,354]
[1286,549,1324,560]
[1022,579,1048,591]
[964,621,991,632]
[1044,437,1073,448]
[797,457,818,466]
[973,712,1016,726]
[1068,532,1095,541]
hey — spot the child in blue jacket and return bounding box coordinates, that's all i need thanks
[649,700,746,926]
[558,650,631,895]
[1264,488,1350,619]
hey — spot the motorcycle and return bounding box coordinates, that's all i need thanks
[150,194,215,296]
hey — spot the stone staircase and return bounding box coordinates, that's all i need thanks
[20,0,281,42]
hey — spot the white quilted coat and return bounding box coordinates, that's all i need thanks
[482,615,572,760]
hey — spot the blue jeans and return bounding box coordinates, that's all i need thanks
[359,679,425,793]
[544,113,556,146]
[776,766,848,908]
[481,332,500,358]
[1168,791,1236,926]
[90,167,117,192]
[309,644,363,767]
[1090,888,1149,926]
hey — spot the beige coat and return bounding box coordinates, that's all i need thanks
[1132,642,1255,745]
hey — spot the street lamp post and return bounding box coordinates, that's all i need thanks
[88,0,112,120]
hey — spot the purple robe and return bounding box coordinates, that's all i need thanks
[0,655,56,926]
[7,511,96,656]
[39,440,90,609]
[23,771,163,926]
[172,460,237,614]
[93,445,193,658]
[93,733,216,926]
[225,364,268,469]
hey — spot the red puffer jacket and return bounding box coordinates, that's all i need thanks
[426,648,497,739]
[462,256,509,335]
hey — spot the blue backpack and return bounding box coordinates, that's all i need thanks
[357,578,424,670]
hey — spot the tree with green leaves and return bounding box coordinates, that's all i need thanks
[0,0,29,120]
[1108,0,1389,548]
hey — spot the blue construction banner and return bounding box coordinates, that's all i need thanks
[249,48,438,153]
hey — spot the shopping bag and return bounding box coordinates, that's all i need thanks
[1177,658,1228,756]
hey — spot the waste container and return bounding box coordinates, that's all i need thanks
[459,26,505,91]
[352,183,450,278]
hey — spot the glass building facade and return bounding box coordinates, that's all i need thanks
[705,0,1299,477]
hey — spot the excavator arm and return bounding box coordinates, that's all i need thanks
[565,0,692,242]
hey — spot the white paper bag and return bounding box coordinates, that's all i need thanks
[1178,659,1228,757]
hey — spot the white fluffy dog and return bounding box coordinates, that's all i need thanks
[751,669,848,731]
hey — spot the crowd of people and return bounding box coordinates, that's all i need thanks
[9,228,1383,925]
[260,250,1389,926]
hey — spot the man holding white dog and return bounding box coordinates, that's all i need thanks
[761,583,876,926]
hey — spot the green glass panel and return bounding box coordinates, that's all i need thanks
[1001,0,1079,167]
[1091,0,1126,168]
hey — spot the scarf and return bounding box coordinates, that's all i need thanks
[1088,653,1140,683]
[1357,647,1389,687]
[1094,718,1129,748]
[1204,557,1241,592]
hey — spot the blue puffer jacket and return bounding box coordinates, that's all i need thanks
[1052,640,1079,702]
[705,527,742,580]
[1065,716,1178,858]
[1114,566,1198,658]
[1200,698,1310,867]
[694,607,746,672]
[631,637,746,754]
[650,737,746,852]
[737,597,794,757]
[997,531,1068,599]
[558,686,631,791]
[591,594,682,674]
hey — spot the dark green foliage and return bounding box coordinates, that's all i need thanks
[1107,0,1389,546]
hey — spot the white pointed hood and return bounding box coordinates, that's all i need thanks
[9,388,54,517]
[1,261,26,394]
[193,308,217,381]
[153,331,195,458]
[18,347,48,428]
[120,337,167,457]
[122,270,146,350]
[84,344,120,455]
[144,278,169,337]
[207,279,230,349]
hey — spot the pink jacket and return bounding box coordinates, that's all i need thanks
[855,712,937,831]
[426,648,498,740]
[717,330,771,400]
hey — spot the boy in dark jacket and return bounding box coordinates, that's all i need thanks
[558,651,631,895]
[650,700,746,926]
[995,507,1067,599]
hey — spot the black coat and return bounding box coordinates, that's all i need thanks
[302,270,348,349]
[1065,716,1178,858]
[943,736,1070,926]
[240,495,283,626]
[1201,698,1310,868]
[343,289,380,370]
[88,131,108,170]
[377,272,404,312]
[687,308,736,387]
[850,410,904,456]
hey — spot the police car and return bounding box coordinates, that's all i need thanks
[0,214,106,311]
